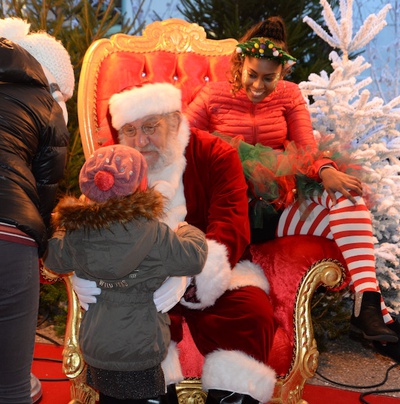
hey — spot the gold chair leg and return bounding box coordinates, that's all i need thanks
[177,379,207,404]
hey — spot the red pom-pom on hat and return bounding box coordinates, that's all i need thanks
[94,170,115,191]
[79,145,148,203]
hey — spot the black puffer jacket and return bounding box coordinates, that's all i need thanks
[0,38,71,256]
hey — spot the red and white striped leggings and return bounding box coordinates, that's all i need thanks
[276,190,392,323]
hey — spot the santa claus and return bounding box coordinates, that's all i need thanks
[74,82,276,404]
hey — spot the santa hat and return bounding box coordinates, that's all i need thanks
[109,83,182,130]
[79,145,148,203]
[0,17,74,101]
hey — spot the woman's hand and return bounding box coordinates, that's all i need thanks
[320,167,363,205]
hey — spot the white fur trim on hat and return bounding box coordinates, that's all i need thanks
[0,18,74,100]
[202,350,276,403]
[109,83,182,130]
[180,239,232,310]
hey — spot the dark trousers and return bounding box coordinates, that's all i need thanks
[0,241,39,403]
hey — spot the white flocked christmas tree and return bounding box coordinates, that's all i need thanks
[300,0,400,313]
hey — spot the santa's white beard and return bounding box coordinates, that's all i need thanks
[146,135,182,174]
[148,118,190,175]
[146,118,191,229]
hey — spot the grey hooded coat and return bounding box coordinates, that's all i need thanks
[45,191,207,371]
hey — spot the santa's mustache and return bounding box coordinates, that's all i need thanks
[135,144,159,153]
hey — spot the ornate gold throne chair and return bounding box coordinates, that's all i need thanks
[62,18,348,404]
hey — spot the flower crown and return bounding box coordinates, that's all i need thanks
[236,38,296,66]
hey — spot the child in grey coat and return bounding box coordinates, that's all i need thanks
[44,144,208,404]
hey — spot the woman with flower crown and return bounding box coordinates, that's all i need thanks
[185,16,400,362]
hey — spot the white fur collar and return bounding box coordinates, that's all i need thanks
[148,117,190,229]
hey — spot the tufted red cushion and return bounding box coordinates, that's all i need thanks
[94,51,231,148]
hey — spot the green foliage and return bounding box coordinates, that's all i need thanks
[311,286,353,351]
[38,281,68,336]
[178,0,339,83]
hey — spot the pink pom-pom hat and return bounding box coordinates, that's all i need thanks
[79,145,148,203]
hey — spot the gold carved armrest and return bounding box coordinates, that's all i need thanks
[271,258,346,404]
[40,264,98,403]
[39,262,62,284]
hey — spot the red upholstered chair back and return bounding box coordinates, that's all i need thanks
[77,18,237,159]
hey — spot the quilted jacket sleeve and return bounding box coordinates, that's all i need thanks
[285,83,337,178]
[184,84,212,131]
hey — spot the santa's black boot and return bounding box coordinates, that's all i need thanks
[350,291,398,342]
[205,389,259,404]
[165,384,179,404]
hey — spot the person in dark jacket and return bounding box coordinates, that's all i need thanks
[0,17,74,404]
[45,145,208,404]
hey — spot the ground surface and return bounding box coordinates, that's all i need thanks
[35,322,400,400]
[308,333,400,399]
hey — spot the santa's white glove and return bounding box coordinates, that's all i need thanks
[71,273,101,311]
[154,276,191,313]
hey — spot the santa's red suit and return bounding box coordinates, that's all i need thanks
[148,125,275,403]
[110,83,277,403]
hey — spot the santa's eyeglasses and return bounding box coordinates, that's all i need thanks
[120,117,164,137]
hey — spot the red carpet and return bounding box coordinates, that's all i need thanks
[303,383,400,403]
[32,343,70,403]
[33,343,400,404]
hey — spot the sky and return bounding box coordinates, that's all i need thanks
[136,0,398,98]
[144,0,182,21]
[145,0,394,45]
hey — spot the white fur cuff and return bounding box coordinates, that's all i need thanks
[202,350,276,403]
[180,239,231,310]
[229,260,270,294]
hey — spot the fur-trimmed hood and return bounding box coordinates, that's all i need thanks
[47,188,169,282]
[52,188,165,231]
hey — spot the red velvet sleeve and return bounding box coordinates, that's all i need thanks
[183,129,250,267]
